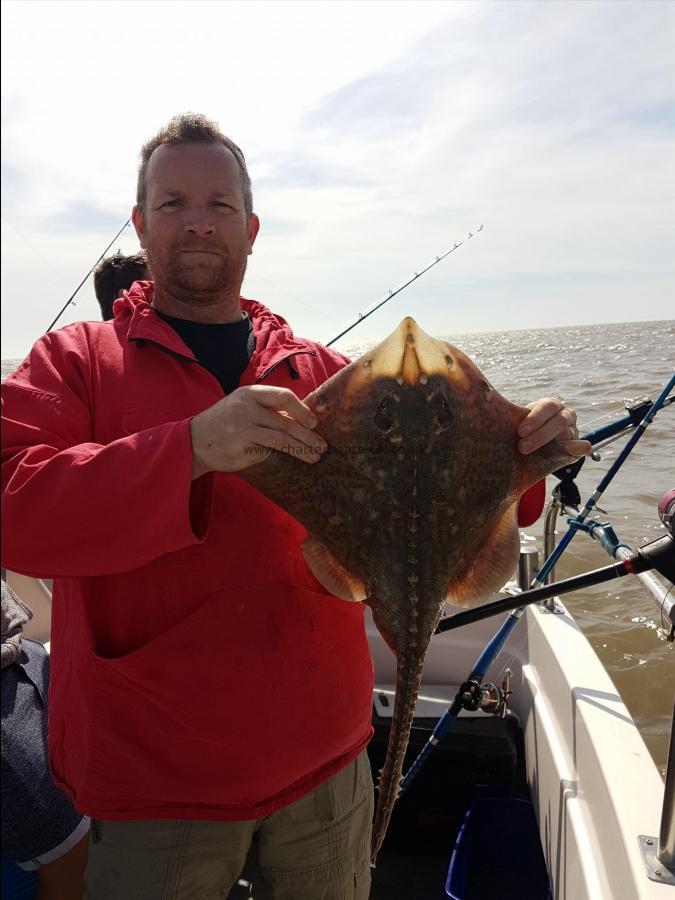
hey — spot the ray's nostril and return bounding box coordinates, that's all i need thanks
[374,411,394,432]
[435,403,453,428]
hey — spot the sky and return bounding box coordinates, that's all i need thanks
[1,0,674,359]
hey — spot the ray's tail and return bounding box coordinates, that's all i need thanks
[370,652,425,864]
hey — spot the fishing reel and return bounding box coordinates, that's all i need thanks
[552,456,585,510]
[458,669,512,718]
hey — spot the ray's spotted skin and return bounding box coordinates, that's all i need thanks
[238,318,578,863]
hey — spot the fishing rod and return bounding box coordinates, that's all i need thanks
[436,532,675,634]
[399,373,675,794]
[45,217,131,333]
[533,374,675,583]
[325,226,484,348]
[582,395,675,452]
[42,220,481,341]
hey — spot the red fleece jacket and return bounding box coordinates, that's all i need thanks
[1,286,544,819]
[1,284,374,820]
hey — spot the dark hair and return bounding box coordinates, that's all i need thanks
[93,252,150,321]
[136,112,253,216]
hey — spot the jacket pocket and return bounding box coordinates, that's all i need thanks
[84,582,372,811]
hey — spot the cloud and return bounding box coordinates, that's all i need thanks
[255,216,305,237]
[304,0,675,150]
[253,150,372,190]
[42,201,129,235]
[305,63,432,137]
[619,103,675,131]
[1,95,31,213]
[1,0,674,358]
[1,159,29,213]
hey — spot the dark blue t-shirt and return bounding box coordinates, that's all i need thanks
[155,309,255,395]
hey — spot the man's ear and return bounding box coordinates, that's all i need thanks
[131,206,146,250]
[247,213,260,255]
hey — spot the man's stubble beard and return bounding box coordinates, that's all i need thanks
[163,249,248,301]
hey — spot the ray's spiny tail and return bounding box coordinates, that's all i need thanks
[370,652,426,864]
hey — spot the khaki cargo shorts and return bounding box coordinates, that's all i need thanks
[84,750,374,899]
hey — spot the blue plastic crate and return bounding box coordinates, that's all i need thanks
[446,797,552,900]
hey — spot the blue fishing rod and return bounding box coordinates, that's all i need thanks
[400,373,675,794]
[325,226,484,347]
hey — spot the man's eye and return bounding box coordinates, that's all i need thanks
[214,201,233,209]
[162,199,182,208]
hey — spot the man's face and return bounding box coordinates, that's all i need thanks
[132,142,259,301]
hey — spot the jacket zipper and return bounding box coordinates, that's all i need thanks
[256,350,317,383]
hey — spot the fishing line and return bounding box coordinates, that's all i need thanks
[580,408,631,430]
[45,217,131,333]
[325,226,484,347]
[491,626,531,683]
[491,616,528,678]
[248,273,345,329]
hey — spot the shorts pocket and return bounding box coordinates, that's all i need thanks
[313,754,372,826]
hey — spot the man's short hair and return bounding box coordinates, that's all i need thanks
[136,113,253,217]
[93,252,149,321]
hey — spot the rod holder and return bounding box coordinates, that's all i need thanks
[518,546,539,592]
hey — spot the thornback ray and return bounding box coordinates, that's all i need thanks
[237,317,577,863]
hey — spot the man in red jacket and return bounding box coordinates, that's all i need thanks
[1,113,587,899]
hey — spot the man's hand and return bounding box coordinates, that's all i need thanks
[190,386,327,479]
[517,398,591,457]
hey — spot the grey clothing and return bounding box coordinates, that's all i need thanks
[1,580,32,669]
[1,581,89,868]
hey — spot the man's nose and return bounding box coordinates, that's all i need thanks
[185,212,215,237]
